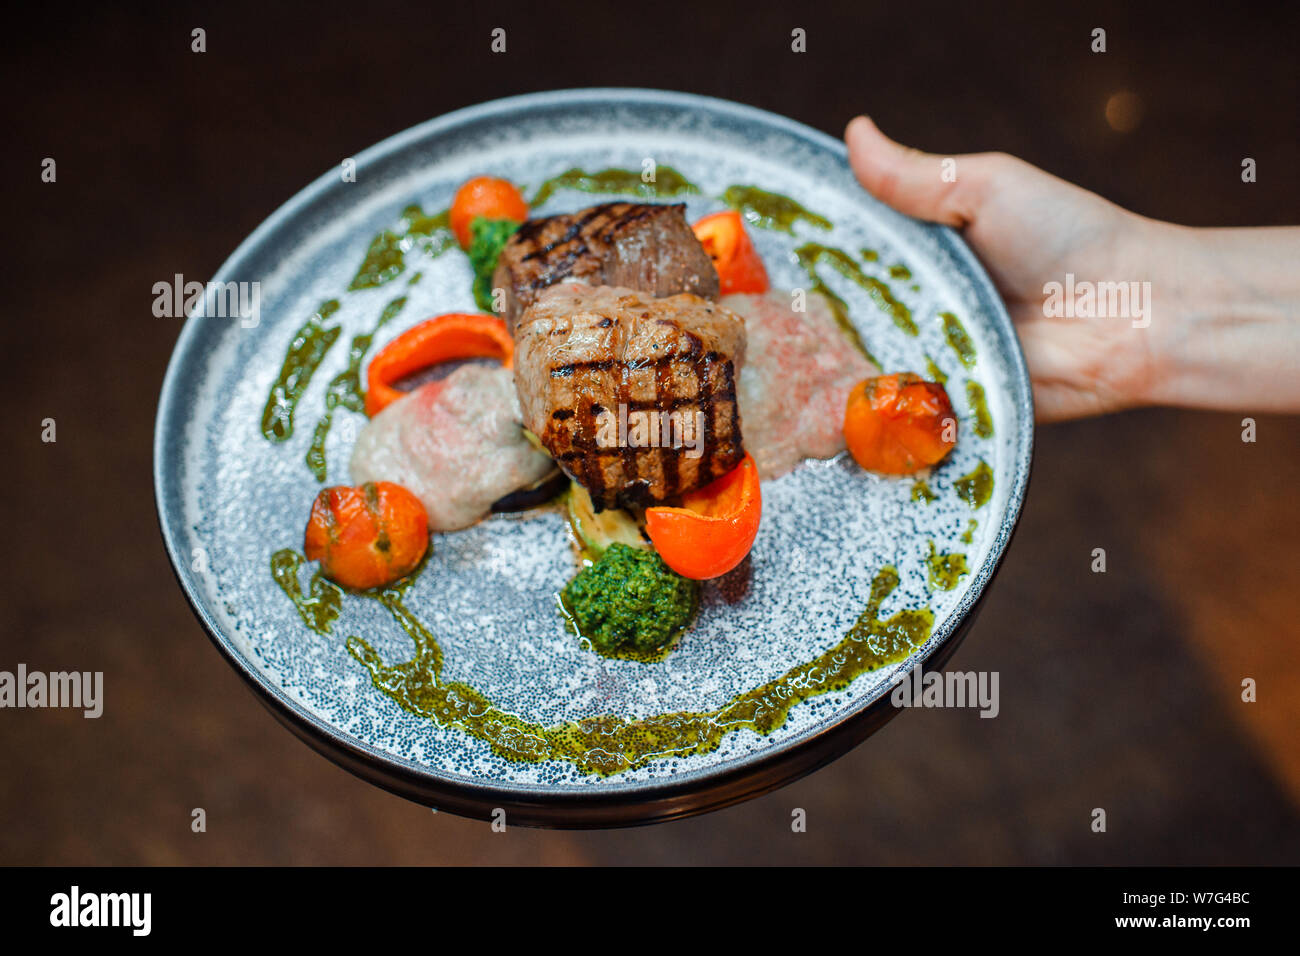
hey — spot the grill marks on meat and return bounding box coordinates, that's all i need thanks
[501,202,741,508]
[514,285,745,510]
[554,343,737,505]
[492,202,719,332]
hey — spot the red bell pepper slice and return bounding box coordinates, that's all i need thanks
[645,452,762,580]
[693,210,770,295]
[365,313,513,417]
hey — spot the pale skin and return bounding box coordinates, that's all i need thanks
[844,116,1300,421]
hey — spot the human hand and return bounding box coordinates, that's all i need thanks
[844,116,1300,421]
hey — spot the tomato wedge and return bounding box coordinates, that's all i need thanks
[645,453,761,580]
[304,481,428,590]
[365,313,513,417]
[844,373,957,474]
[692,210,769,295]
[449,176,529,249]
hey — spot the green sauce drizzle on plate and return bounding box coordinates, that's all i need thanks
[272,554,932,777]
[954,460,993,509]
[260,299,342,442]
[965,380,994,438]
[305,295,408,481]
[795,243,917,336]
[531,167,698,207]
[926,541,969,591]
[722,185,831,233]
[940,311,977,369]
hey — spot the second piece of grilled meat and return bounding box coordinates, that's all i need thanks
[492,202,720,333]
[513,284,746,510]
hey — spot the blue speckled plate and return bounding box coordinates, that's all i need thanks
[154,89,1032,827]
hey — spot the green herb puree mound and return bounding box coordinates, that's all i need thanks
[468,217,521,312]
[560,544,699,657]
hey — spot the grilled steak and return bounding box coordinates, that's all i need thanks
[492,202,719,333]
[513,284,746,510]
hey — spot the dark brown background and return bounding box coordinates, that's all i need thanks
[2,0,1297,864]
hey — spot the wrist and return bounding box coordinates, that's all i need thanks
[1137,221,1300,412]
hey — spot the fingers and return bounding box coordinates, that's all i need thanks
[844,116,999,228]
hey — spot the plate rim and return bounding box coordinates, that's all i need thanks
[153,86,1034,827]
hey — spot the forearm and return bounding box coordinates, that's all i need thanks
[1144,223,1300,412]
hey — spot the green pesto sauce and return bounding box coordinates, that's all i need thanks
[268,206,449,447]
[349,206,454,291]
[723,185,831,234]
[924,353,948,385]
[400,204,451,239]
[271,549,343,633]
[274,557,931,777]
[860,248,879,262]
[961,519,977,545]
[940,311,977,369]
[530,167,698,207]
[954,460,994,509]
[407,271,423,286]
[795,243,917,336]
[306,296,408,481]
[584,633,681,664]
[557,544,699,662]
[888,263,912,280]
[965,380,994,439]
[260,300,342,442]
[400,205,456,260]
[911,480,937,504]
[801,276,879,367]
[926,541,969,591]
[349,230,405,290]
[560,599,690,664]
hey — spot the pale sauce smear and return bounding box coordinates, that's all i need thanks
[725,290,877,479]
[349,364,552,532]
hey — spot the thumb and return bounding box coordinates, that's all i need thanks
[844,116,999,229]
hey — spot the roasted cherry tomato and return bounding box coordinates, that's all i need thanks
[449,177,529,249]
[844,373,957,474]
[304,482,428,590]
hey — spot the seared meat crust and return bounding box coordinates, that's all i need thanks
[492,202,719,333]
[513,285,745,509]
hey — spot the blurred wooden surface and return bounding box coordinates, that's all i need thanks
[2,0,1296,863]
